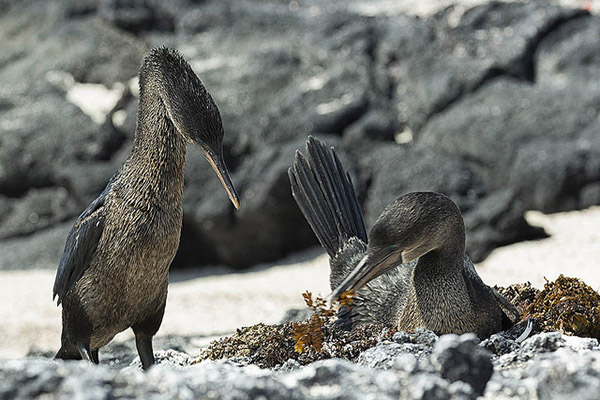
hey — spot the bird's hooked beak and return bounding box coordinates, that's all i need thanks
[199,145,241,210]
[330,248,402,301]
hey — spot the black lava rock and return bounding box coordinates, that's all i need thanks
[7,331,600,399]
[1,0,599,269]
[430,334,493,396]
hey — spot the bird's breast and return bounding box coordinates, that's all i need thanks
[398,271,477,334]
[76,203,182,342]
[106,202,182,262]
[83,201,182,297]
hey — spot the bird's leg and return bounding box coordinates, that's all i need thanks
[134,333,155,370]
[91,349,99,364]
[132,302,165,371]
[76,342,94,364]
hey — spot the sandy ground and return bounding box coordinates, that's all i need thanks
[349,0,599,16]
[1,207,598,359]
[478,207,600,290]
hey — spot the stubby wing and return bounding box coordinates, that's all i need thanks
[463,254,520,328]
[493,288,521,328]
[53,183,111,305]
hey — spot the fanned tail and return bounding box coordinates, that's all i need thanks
[288,136,367,257]
[290,137,404,331]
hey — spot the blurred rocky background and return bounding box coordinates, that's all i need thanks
[1,0,599,271]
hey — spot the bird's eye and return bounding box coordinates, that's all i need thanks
[390,244,398,250]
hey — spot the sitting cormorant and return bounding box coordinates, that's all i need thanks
[53,47,240,369]
[288,137,518,338]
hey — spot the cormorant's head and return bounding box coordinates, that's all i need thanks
[140,47,240,210]
[331,192,464,299]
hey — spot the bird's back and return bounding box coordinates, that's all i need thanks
[461,255,520,332]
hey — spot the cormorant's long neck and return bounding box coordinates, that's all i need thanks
[411,221,467,298]
[401,234,469,334]
[120,90,187,211]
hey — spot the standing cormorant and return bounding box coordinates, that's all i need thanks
[288,137,518,338]
[53,47,240,369]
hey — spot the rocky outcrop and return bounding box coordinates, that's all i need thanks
[5,330,600,399]
[1,0,599,269]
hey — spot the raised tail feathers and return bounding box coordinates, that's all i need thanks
[288,136,367,257]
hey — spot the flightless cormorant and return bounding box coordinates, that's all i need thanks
[289,137,518,337]
[53,47,240,369]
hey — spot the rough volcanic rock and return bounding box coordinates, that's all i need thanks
[0,188,77,239]
[373,1,586,134]
[1,0,599,269]
[0,224,71,270]
[175,1,379,154]
[177,135,361,268]
[418,77,600,213]
[535,14,600,82]
[430,334,492,396]
[5,331,600,399]
[0,0,146,268]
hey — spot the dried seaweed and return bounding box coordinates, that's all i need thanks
[195,290,394,368]
[495,282,540,315]
[195,320,395,368]
[193,323,295,368]
[196,276,600,369]
[292,291,338,354]
[522,275,600,339]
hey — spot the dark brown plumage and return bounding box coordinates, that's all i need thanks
[53,47,240,369]
[289,137,518,338]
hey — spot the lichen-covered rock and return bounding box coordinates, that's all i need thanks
[394,328,439,347]
[480,334,520,357]
[486,344,600,400]
[358,343,410,370]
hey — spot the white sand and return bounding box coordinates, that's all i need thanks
[0,249,330,359]
[349,0,599,17]
[479,207,600,291]
[1,207,598,359]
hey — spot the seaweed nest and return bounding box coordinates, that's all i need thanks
[195,292,395,368]
[196,276,600,368]
[195,321,395,368]
[496,276,600,339]
[523,275,600,339]
[495,282,540,315]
